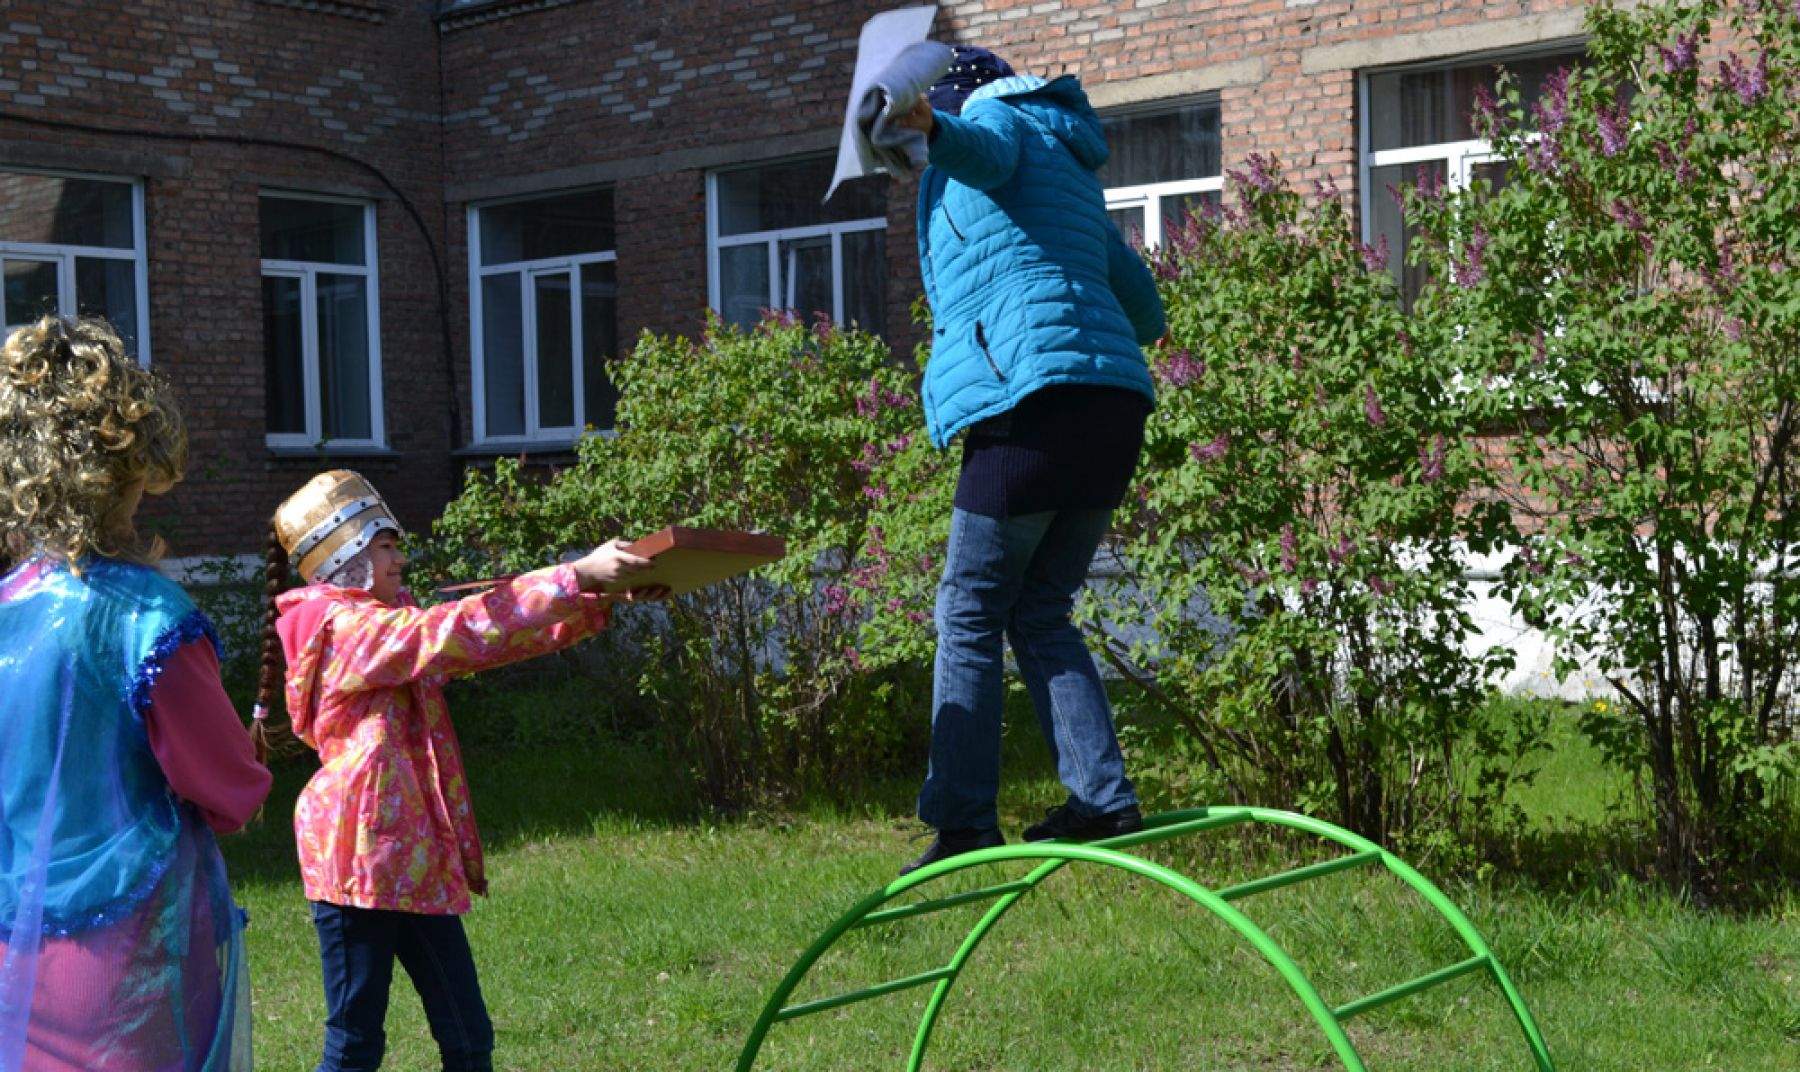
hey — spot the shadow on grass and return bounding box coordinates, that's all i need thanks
[219,737,705,887]
[216,683,1078,888]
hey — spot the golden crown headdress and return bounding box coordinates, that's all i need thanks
[273,469,405,584]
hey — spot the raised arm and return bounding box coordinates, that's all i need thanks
[320,563,610,691]
[903,95,1027,192]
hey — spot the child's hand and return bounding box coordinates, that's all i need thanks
[572,540,654,593]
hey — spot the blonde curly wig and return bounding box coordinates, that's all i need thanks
[0,316,188,567]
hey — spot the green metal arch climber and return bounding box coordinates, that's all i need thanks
[737,807,1555,1071]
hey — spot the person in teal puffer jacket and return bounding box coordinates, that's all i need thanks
[894,47,1166,876]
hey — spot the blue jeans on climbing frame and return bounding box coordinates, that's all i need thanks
[917,507,1138,833]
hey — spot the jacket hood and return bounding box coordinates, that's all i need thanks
[966,74,1109,172]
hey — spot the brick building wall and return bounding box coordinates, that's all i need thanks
[0,0,454,557]
[0,0,1604,559]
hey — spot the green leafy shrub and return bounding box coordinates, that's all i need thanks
[1407,0,1800,893]
[1096,159,1528,844]
[418,313,941,809]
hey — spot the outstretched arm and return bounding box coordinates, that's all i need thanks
[321,563,612,690]
[896,94,1025,191]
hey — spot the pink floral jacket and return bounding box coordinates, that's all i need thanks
[275,564,609,914]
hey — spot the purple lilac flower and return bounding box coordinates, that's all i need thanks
[1369,576,1395,598]
[1414,165,1446,205]
[1360,234,1391,273]
[1418,434,1447,483]
[1596,103,1630,157]
[1245,153,1281,193]
[1190,434,1230,463]
[1328,533,1355,566]
[1301,577,1321,596]
[1363,385,1388,427]
[1471,83,1502,137]
[1161,349,1206,387]
[1518,545,1548,576]
[1280,524,1299,574]
[1660,33,1699,74]
[1313,174,1341,201]
[1532,68,1571,134]
[1743,54,1770,105]
[1452,224,1489,287]
[1526,135,1563,175]
[1723,317,1744,341]
[1608,199,1644,231]
[1718,53,1768,106]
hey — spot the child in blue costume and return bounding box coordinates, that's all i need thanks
[0,316,271,1070]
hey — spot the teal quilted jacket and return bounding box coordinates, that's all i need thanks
[916,74,1164,447]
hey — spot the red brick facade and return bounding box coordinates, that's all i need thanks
[0,0,1594,557]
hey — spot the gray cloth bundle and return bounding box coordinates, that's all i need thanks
[857,40,953,175]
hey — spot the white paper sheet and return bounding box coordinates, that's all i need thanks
[824,5,940,202]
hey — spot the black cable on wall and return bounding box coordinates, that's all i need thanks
[0,110,467,458]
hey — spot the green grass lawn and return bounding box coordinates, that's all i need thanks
[225,715,1799,1070]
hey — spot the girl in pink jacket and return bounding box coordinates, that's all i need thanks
[256,469,665,1072]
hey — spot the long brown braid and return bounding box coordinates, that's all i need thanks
[251,518,298,763]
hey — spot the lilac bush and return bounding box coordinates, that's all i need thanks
[1409,0,1800,891]
[1095,157,1528,848]
[422,312,937,807]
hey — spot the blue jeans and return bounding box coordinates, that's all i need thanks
[311,902,495,1072]
[918,507,1137,832]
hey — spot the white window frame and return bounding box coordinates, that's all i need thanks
[1099,98,1224,249]
[260,192,384,451]
[467,190,618,446]
[705,162,887,329]
[1103,175,1225,249]
[0,167,151,366]
[1357,44,1583,265]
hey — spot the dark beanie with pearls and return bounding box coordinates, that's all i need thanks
[926,45,1015,116]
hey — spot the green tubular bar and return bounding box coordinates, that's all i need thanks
[735,807,1555,1072]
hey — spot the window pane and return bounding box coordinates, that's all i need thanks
[262,275,306,435]
[1369,160,1446,310]
[1100,104,1221,187]
[75,257,138,361]
[778,234,833,321]
[1368,49,1585,152]
[580,262,618,430]
[317,273,371,441]
[1108,206,1145,246]
[1470,159,1517,201]
[718,243,770,330]
[479,189,615,266]
[481,274,525,437]
[840,229,885,336]
[261,197,365,264]
[0,172,134,249]
[1160,190,1220,245]
[716,158,885,235]
[3,258,58,331]
[534,272,574,430]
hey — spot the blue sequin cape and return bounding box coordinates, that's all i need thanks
[0,557,251,1071]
